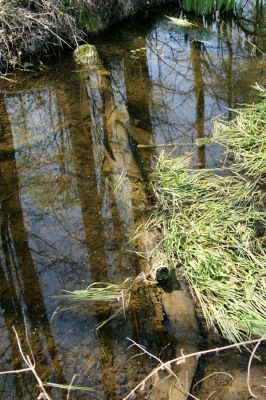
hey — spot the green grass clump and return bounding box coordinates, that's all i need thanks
[212,85,266,183]
[151,153,266,342]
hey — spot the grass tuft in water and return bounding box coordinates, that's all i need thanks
[53,279,135,329]
[210,85,266,183]
[53,281,125,302]
[150,153,266,343]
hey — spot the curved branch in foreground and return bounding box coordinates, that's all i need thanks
[123,337,265,400]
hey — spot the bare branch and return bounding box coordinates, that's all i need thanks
[123,337,266,400]
[247,340,262,399]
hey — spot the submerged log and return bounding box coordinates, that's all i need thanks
[78,47,200,398]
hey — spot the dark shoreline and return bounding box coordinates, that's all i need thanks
[0,0,169,71]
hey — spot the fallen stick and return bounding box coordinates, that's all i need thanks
[137,142,204,148]
[0,74,17,83]
[0,327,52,400]
[123,337,265,400]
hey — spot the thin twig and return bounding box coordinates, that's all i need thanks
[247,340,262,398]
[123,337,265,400]
[205,390,217,400]
[138,142,202,149]
[0,327,53,400]
[13,327,52,400]
[0,367,32,375]
[26,15,72,49]
[192,371,235,392]
[0,74,17,82]
[127,339,198,399]
[67,374,79,400]
[127,339,197,400]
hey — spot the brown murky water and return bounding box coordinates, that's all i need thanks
[0,3,265,400]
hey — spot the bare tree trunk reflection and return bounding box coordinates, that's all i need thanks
[56,78,119,398]
[0,96,65,399]
[190,41,206,168]
[123,36,155,188]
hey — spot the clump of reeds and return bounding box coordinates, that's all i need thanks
[150,153,266,343]
[211,85,266,183]
[179,0,244,14]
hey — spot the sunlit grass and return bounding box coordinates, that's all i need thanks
[150,153,266,343]
[211,85,266,183]
[53,279,133,330]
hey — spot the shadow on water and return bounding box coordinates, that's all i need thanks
[0,2,265,399]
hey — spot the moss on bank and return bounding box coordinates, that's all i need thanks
[0,0,166,70]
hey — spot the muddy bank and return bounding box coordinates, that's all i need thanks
[1,0,265,71]
[0,0,167,70]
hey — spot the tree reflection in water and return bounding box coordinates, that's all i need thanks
[0,4,265,398]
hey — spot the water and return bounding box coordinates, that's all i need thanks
[0,4,265,400]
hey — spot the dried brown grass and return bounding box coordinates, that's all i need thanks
[0,0,82,69]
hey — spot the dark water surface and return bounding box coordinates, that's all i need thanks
[0,4,265,400]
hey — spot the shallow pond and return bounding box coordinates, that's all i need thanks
[0,3,265,400]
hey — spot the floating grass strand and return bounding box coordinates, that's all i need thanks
[53,279,135,329]
[53,281,126,302]
[211,85,266,183]
[150,153,266,343]
[45,382,95,393]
